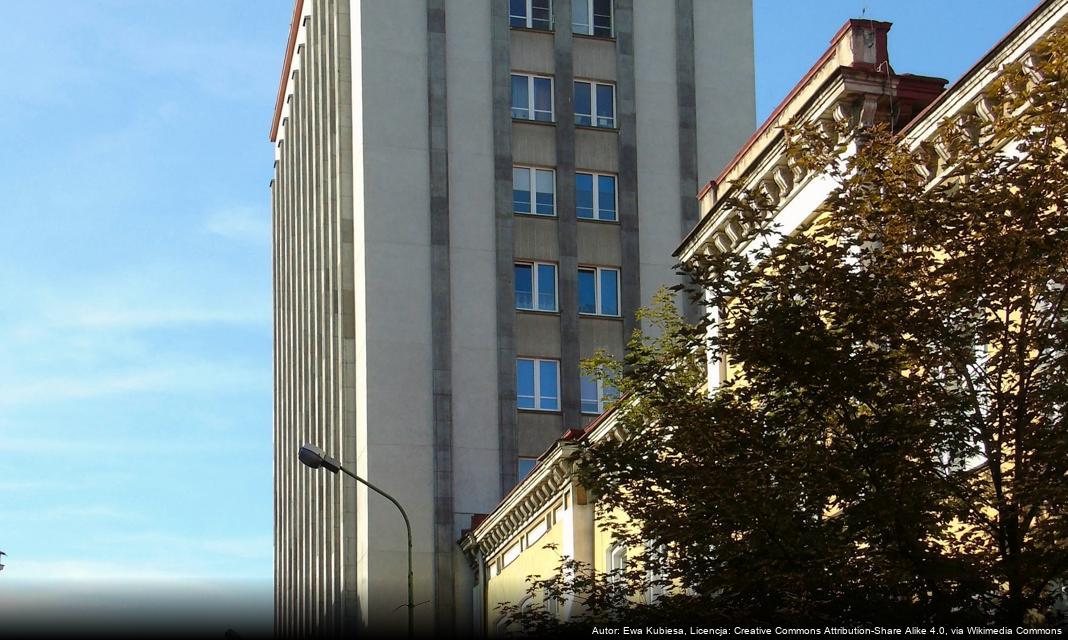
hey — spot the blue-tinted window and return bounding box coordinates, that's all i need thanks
[511,75,529,119]
[512,167,531,214]
[533,77,553,121]
[513,0,552,30]
[515,263,534,309]
[581,375,600,414]
[574,82,592,126]
[537,263,557,311]
[516,359,536,409]
[539,361,559,410]
[517,358,559,411]
[572,0,590,34]
[592,0,613,37]
[577,172,616,221]
[531,0,552,30]
[516,262,556,312]
[600,268,619,316]
[578,268,597,314]
[576,173,594,219]
[579,266,619,315]
[596,84,615,127]
[597,175,616,220]
[509,0,527,27]
[515,166,555,216]
[575,81,614,128]
[535,169,554,215]
[518,458,538,479]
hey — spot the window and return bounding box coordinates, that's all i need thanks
[606,543,626,577]
[575,172,617,221]
[573,0,613,37]
[545,590,560,617]
[503,542,522,567]
[515,261,557,312]
[513,166,556,215]
[516,358,560,411]
[526,517,548,546]
[518,457,538,479]
[580,374,617,414]
[578,267,619,316]
[574,81,615,128]
[510,0,552,30]
[512,74,554,122]
[644,541,668,604]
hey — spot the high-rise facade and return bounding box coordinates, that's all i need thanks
[270,0,754,635]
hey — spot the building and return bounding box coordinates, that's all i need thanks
[269,0,755,635]
[460,0,1068,631]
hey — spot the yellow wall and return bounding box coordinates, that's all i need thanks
[485,500,565,630]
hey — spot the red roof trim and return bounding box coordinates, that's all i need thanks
[898,0,1052,137]
[705,19,878,191]
[270,0,305,142]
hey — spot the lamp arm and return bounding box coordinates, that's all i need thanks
[337,464,415,638]
[337,466,413,544]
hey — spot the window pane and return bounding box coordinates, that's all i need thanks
[535,169,554,215]
[576,173,594,219]
[511,75,529,119]
[578,269,596,314]
[603,383,619,405]
[537,264,557,311]
[572,0,590,34]
[515,263,533,310]
[510,0,528,26]
[581,375,599,414]
[518,458,538,478]
[596,84,615,127]
[512,167,531,213]
[600,269,619,316]
[597,175,616,220]
[516,359,536,409]
[531,0,552,30]
[574,81,592,126]
[593,0,612,36]
[533,77,553,121]
[539,361,559,410]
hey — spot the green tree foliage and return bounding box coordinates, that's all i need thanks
[501,27,1068,631]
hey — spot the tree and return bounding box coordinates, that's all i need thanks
[503,26,1068,630]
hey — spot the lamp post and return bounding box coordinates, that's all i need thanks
[297,443,414,639]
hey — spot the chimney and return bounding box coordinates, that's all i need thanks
[832,19,893,73]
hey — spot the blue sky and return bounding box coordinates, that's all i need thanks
[0,0,1036,629]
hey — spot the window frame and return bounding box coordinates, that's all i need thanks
[511,73,555,122]
[580,373,616,414]
[516,357,561,412]
[572,0,613,37]
[573,80,616,128]
[512,165,557,216]
[578,265,621,317]
[518,456,538,479]
[514,260,558,312]
[575,171,618,221]
[510,0,554,31]
[606,543,626,579]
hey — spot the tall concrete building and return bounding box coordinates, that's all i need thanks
[270,0,754,635]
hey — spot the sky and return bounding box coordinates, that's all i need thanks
[0,0,1038,632]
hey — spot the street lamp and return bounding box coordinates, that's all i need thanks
[297,443,414,638]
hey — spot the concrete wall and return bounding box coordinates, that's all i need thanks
[350,0,436,633]
[272,0,353,635]
[273,1,756,635]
